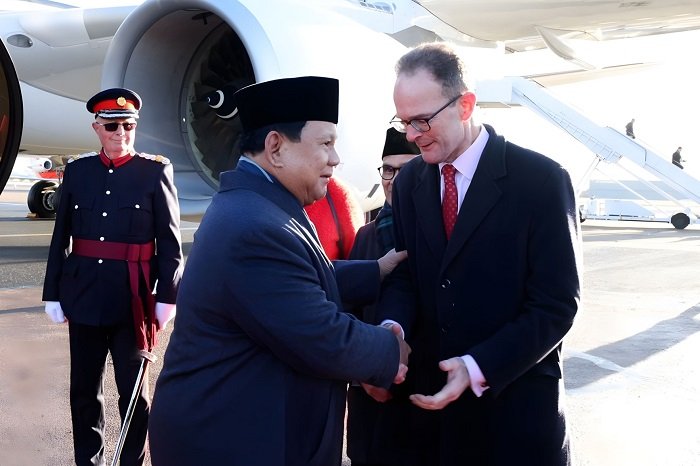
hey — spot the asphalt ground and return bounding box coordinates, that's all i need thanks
[1,184,699,466]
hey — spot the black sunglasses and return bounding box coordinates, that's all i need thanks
[96,122,137,132]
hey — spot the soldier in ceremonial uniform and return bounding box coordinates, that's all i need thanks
[42,88,183,466]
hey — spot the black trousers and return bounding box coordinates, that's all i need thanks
[69,321,149,466]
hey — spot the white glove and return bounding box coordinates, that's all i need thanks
[155,302,176,330]
[44,301,66,323]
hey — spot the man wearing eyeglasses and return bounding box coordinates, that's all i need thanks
[376,43,582,465]
[42,87,183,466]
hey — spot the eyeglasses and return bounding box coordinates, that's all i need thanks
[378,165,401,180]
[95,121,137,132]
[389,94,463,133]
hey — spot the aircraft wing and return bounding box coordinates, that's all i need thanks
[1,1,71,11]
[0,1,141,12]
[408,0,700,72]
[0,4,141,202]
[415,0,700,50]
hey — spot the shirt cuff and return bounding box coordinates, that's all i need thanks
[461,354,489,397]
[379,319,404,340]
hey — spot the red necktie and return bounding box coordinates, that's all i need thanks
[442,164,458,240]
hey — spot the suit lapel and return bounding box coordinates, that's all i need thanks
[442,125,507,268]
[412,162,447,259]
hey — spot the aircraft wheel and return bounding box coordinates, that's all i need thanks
[670,212,690,230]
[27,180,58,218]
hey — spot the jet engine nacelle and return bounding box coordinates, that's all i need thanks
[102,0,407,219]
[29,157,52,173]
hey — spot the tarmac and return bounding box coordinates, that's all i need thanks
[1,183,699,466]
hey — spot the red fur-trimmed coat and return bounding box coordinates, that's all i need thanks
[305,177,365,260]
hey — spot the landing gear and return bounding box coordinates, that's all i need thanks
[670,212,690,230]
[27,180,59,218]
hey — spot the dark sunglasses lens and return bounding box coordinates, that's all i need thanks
[102,122,136,131]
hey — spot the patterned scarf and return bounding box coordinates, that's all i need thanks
[374,202,395,255]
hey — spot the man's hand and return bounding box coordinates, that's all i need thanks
[361,383,393,402]
[386,323,410,384]
[44,301,66,324]
[361,323,411,402]
[410,357,470,410]
[377,248,408,280]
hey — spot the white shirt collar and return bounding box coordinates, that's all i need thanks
[439,124,488,180]
[239,155,273,183]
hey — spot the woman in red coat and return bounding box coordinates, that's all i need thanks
[305,176,365,259]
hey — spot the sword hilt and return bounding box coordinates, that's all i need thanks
[138,349,157,363]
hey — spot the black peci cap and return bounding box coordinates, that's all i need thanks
[234,76,339,132]
[382,127,420,159]
[86,88,142,119]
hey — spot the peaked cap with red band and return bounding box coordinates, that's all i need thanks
[86,87,142,119]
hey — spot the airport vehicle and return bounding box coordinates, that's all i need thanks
[1,0,700,220]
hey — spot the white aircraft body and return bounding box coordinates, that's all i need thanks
[1,0,699,219]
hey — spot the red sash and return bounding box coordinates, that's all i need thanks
[72,238,157,351]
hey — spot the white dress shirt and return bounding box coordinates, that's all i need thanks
[384,126,491,397]
[439,125,490,397]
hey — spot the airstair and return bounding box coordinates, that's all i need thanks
[476,76,700,229]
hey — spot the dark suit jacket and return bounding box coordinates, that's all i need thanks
[149,166,400,466]
[379,125,581,465]
[346,213,416,465]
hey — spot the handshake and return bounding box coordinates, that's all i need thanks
[361,322,410,403]
[363,322,473,410]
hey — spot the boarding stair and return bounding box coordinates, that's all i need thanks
[476,76,700,228]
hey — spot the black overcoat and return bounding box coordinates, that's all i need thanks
[379,125,582,465]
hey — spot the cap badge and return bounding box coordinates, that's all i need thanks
[116,96,127,107]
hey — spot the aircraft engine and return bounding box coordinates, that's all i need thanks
[101,0,407,219]
[29,157,52,173]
